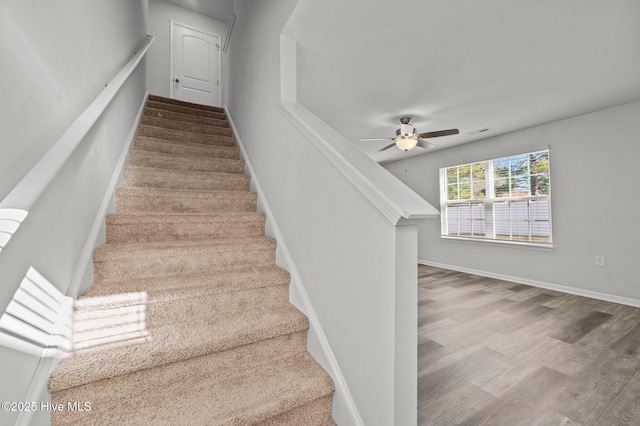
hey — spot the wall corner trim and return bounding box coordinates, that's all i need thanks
[279,35,297,103]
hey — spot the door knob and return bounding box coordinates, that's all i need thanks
[174,78,180,83]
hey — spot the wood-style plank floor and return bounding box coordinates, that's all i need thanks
[418,265,640,426]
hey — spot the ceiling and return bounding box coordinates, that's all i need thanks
[163,0,233,23]
[285,0,640,163]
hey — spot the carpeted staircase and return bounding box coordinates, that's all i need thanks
[48,95,335,425]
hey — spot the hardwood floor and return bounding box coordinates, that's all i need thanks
[418,265,640,426]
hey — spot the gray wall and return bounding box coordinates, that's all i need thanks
[385,101,640,302]
[228,1,419,424]
[0,1,146,201]
[0,1,147,423]
[147,0,229,104]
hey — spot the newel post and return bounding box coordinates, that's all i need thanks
[394,218,422,426]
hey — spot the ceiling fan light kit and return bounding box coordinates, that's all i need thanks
[359,116,460,152]
[395,137,418,151]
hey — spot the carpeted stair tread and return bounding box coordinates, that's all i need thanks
[116,186,258,213]
[75,271,288,312]
[50,331,309,400]
[106,211,265,243]
[106,211,265,225]
[116,186,257,199]
[141,115,233,137]
[93,237,277,282]
[51,351,333,426]
[144,106,229,128]
[262,395,336,426]
[85,264,289,298]
[128,149,245,174]
[149,94,226,114]
[73,285,289,334]
[94,237,276,258]
[133,136,240,159]
[123,166,250,192]
[138,124,236,147]
[145,100,227,120]
[49,304,310,392]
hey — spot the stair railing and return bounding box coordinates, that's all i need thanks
[0,35,155,258]
[0,35,154,426]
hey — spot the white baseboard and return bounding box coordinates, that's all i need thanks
[419,259,640,308]
[226,108,363,426]
[67,91,148,298]
[16,92,148,426]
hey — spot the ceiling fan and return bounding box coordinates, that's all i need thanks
[360,116,459,152]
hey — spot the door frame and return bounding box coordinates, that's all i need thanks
[169,20,222,106]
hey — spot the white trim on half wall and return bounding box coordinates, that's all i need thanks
[226,107,364,426]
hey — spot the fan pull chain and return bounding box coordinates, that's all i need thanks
[405,151,409,173]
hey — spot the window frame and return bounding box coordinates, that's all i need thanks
[439,148,553,248]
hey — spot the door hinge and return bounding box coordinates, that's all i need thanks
[216,43,220,50]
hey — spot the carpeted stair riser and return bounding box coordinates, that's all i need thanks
[148,94,226,113]
[51,351,333,426]
[94,238,276,282]
[144,107,229,128]
[106,213,265,243]
[51,331,308,394]
[116,187,258,214]
[128,150,245,174]
[123,167,249,192]
[49,306,309,392]
[84,265,290,299]
[50,329,309,394]
[75,268,294,356]
[75,270,288,311]
[133,136,240,160]
[262,395,335,426]
[74,285,290,334]
[145,100,228,121]
[138,124,236,147]
[141,115,233,137]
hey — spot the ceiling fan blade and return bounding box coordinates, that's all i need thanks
[359,138,396,141]
[378,142,398,152]
[415,129,459,139]
[416,140,435,149]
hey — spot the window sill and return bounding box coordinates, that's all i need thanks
[440,236,555,251]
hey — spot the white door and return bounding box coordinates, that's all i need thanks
[171,22,221,106]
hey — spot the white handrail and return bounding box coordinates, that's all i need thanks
[278,100,439,225]
[278,35,438,227]
[0,36,154,213]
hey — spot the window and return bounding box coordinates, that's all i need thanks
[440,149,552,245]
